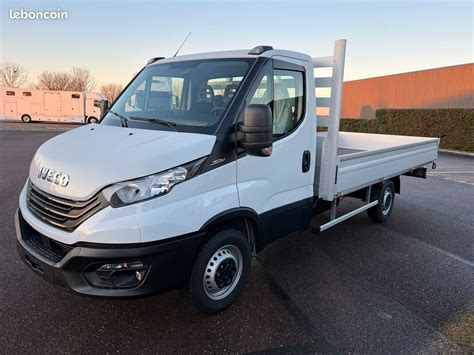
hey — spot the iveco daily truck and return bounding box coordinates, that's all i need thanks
[15,40,439,313]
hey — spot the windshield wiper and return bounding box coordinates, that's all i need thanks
[129,116,177,131]
[108,110,129,127]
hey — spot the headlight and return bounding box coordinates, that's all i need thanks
[103,157,207,207]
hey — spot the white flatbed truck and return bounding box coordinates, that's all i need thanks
[15,40,439,313]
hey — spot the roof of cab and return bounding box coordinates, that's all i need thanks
[148,48,311,66]
[150,50,257,66]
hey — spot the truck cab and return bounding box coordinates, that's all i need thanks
[15,40,439,313]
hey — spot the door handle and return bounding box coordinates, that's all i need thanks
[302,150,311,173]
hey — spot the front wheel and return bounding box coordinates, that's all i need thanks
[87,116,98,124]
[367,180,395,223]
[189,228,251,313]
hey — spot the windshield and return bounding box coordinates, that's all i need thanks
[101,59,254,134]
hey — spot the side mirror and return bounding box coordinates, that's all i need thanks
[238,104,273,156]
[100,100,109,118]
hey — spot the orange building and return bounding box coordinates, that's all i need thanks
[341,63,474,119]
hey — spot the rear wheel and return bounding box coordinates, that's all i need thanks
[189,228,251,314]
[367,180,395,223]
[87,116,98,124]
[21,114,31,123]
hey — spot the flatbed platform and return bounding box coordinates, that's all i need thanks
[315,131,439,198]
[337,147,366,156]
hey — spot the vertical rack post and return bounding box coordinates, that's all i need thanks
[317,39,346,201]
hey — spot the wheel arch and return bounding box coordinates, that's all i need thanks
[86,116,98,124]
[391,175,401,194]
[199,208,263,255]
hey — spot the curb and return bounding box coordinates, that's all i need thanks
[0,122,78,132]
[439,149,474,157]
[0,127,71,132]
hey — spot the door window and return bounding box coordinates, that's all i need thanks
[249,74,271,106]
[273,70,304,138]
[248,65,305,139]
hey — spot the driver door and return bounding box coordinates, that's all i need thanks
[236,58,313,247]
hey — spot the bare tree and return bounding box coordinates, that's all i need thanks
[36,71,72,91]
[0,62,29,88]
[35,67,96,92]
[69,67,96,92]
[100,83,124,104]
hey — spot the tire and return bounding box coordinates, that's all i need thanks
[87,117,98,124]
[367,180,395,223]
[21,115,32,123]
[189,228,251,314]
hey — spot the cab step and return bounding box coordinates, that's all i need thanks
[312,186,376,233]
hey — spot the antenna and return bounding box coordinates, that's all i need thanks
[173,32,191,57]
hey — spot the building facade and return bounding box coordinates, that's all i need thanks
[341,63,474,119]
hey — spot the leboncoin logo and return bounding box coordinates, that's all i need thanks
[9,8,69,20]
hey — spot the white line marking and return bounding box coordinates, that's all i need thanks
[428,172,474,174]
[458,181,467,183]
[425,244,474,268]
[384,219,474,268]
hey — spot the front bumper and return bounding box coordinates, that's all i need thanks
[15,208,203,298]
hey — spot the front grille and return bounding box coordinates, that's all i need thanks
[23,231,73,263]
[27,182,108,232]
[19,211,74,263]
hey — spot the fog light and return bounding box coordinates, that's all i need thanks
[99,261,145,271]
[135,270,144,281]
[83,260,149,289]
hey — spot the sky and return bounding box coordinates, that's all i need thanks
[0,0,472,89]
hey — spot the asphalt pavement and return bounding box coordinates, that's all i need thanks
[427,153,474,184]
[0,129,472,353]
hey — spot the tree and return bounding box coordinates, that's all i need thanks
[36,71,72,91]
[0,62,28,88]
[100,83,124,104]
[35,67,97,92]
[69,67,96,92]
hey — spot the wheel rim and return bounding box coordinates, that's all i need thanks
[89,118,98,124]
[23,116,31,122]
[203,245,243,300]
[382,187,393,215]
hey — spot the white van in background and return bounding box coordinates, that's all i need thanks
[0,88,107,124]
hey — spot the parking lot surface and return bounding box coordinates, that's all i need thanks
[1,129,472,353]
